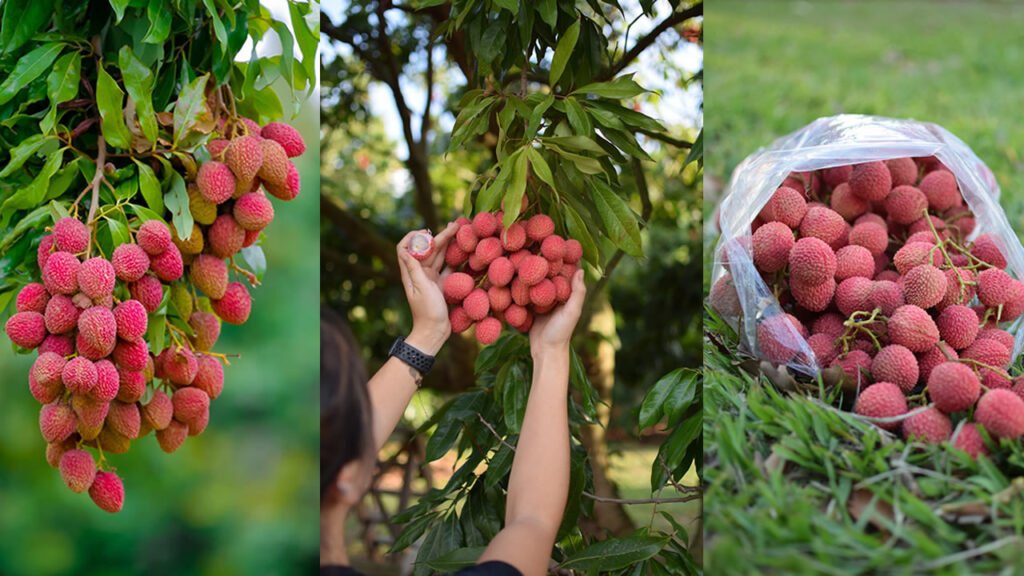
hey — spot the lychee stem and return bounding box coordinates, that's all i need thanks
[230,261,260,287]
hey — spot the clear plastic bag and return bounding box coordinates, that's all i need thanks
[711,114,1024,376]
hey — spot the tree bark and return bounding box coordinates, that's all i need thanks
[579,292,634,537]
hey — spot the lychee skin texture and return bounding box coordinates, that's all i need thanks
[111,243,150,282]
[529,279,557,308]
[40,401,76,443]
[975,389,1024,439]
[902,407,952,444]
[261,122,306,157]
[977,268,1014,307]
[142,390,174,430]
[78,306,118,358]
[961,338,1011,368]
[971,235,1007,269]
[540,235,567,261]
[918,343,961,386]
[130,275,164,313]
[463,288,490,321]
[208,214,246,258]
[189,312,221,351]
[885,185,928,225]
[953,423,988,459]
[871,345,919,393]
[789,237,837,287]
[939,268,976,309]
[194,355,225,400]
[39,334,74,357]
[829,183,868,221]
[257,139,290,186]
[114,338,150,372]
[854,382,908,431]
[564,239,583,265]
[91,359,120,402]
[848,222,889,256]
[37,235,54,270]
[234,192,275,231]
[751,222,794,273]
[799,206,848,249]
[108,401,141,439]
[224,135,264,183]
[475,317,502,345]
[445,242,469,268]
[197,161,236,204]
[77,257,116,299]
[43,251,81,295]
[164,346,199,385]
[456,224,479,253]
[518,255,551,286]
[5,311,46,349]
[117,369,147,403]
[807,333,838,366]
[919,170,959,211]
[709,274,742,317]
[266,162,301,201]
[475,237,503,266]
[488,257,515,287]
[762,186,808,228]
[443,272,475,303]
[903,264,947,309]
[137,220,172,256]
[823,165,853,188]
[937,305,979,350]
[471,212,499,238]
[790,277,835,312]
[888,305,940,353]
[172,387,211,427]
[978,328,1014,352]
[849,161,893,202]
[927,362,981,413]
[53,217,90,253]
[757,314,805,364]
[886,157,918,187]
[32,352,67,390]
[157,419,189,453]
[449,307,473,333]
[526,214,555,242]
[870,280,906,316]
[89,471,125,513]
[190,255,229,300]
[16,283,49,313]
[59,449,97,493]
[211,282,252,325]
[834,245,875,281]
[501,223,527,252]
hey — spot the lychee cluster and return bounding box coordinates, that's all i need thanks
[711,157,1024,459]
[435,207,580,345]
[3,118,306,512]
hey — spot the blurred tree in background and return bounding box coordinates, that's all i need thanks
[0,1,320,573]
[322,0,703,573]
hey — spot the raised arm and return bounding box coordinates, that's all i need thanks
[366,222,458,452]
[480,270,587,576]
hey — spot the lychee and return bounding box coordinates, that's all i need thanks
[829,183,868,221]
[871,345,919,392]
[474,237,503,266]
[848,222,889,256]
[888,305,940,352]
[564,239,583,264]
[6,311,46,349]
[224,135,264,184]
[952,423,987,459]
[156,419,189,453]
[78,306,117,357]
[443,272,475,304]
[835,276,874,316]
[445,242,469,267]
[518,255,550,286]
[257,138,290,186]
[208,214,245,258]
[487,257,515,287]
[117,369,147,403]
[189,311,221,351]
[113,338,150,372]
[927,361,980,413]
[799,206,848,249]
[791,277,835,312]
[265,162,301,200]
[130,275,164,313]
[111,243,150,282]
[39,401,76,443]
[886,157,918,187]
[463,288,490,321]
[16,283,49,313]
[52,217,89,253]
[471,212,499,238]
[190,254,229,300]
[822,165,853,188]
[43,251,81,295]
[854,382,907,431]
[164,346,199,385]
[197,161,236,204]
[529,279,557,308]
[456,224,478,253]
[961,338,1010,368]
[501,223,527,252]
[137,220,172,256]
[89,471,124,513]
[59,449,97,493]
[977,328,1014,352]
[709,273,742,317]
[903,264,946,309]
[919,170,958,211]
[526,214,555,242]
[261,122,306,157]
[211,282,251,325]
[834,245,874,281]
[812,313,846,339]
[936,305,979,350]
[868,280,905,316]
[762,186,808,228]
[475,317,502,345]
[975,389,1024,439]
[917,342,961,385]
[902,407,951,444]
[849,161,892,202]
[807,333,838,366]
[449,307,473,333]
[233,192,275,232]
[977,268,1013,307]
[970,235,1007,269]
[37,235,54,270]
[142,390,173,430]
[893,242,942,274]
[884,185,928,225]
[756,314,806,364]
[789,237,837,287]
[752,222,794,273]
[172,387,210,427]
[39,334,74,357]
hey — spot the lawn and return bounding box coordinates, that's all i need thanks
[704,1,1024,573]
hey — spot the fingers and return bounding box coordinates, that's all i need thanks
[428,221,459,273]
[566,270,587,311]
[396,230,422,291]
[400,246,432,289]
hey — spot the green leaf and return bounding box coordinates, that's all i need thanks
[119,47,158,144]
[592,178,643,257]
[563,203,599,266]
[144,0,172,44]
[684,129,703,167]
[526,147,555,191]
[0,42,63,107]
[391,511,438,553]
[240,245,267,281]
[502,150,529,229]
[133,160,164,214]
[652,417,701,490]
[564,97,591,135]
[106,217,131,246]
[109,0,131,22]
[115,176,139,202]
[603,128,653,161]
[270,19,295,85]
[173,73,211,145]
[545,144,602,175]
[485,438,515,489]
[0,205,49,255]
[540,135,606,155]
[493,0,517,12]
[549,17,580,86]
[46,52,80,106]
[0,148,62,214]
[426,416,462,462]
[559,534,669,571]
[502,362,529,434]
[96,64,132,149]
[537,0,557,27]
[0,0,54,54]
[639,369,680,429]
[164,172,194,240]
[0,134,49,178]
[289,2,319,90]
[526,94,554,140]
[572,75,646,99]
[202,0,228,51]
[422,546,486,571]
[664,370,698,424]
[128,204,167,224]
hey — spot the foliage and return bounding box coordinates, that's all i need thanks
[323,0,703,573]
[703,2,1024,571]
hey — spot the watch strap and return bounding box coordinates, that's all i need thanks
[389,337,435,377]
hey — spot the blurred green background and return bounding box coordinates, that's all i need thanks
[0,95,319,575]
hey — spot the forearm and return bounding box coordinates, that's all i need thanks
[366,329,446,453]
[504,346,571,533]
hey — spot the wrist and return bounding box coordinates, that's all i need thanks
[406,326,448,356]
[531,343,570,363]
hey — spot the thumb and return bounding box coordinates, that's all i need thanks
[566,269,587,310]
[399,248,431,288]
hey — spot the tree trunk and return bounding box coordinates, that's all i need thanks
[579,292,634,537]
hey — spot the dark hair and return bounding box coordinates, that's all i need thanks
[320,305,372,500]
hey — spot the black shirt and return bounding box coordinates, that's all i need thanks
[320,561,522,576]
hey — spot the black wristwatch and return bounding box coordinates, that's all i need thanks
[388,337,435,386]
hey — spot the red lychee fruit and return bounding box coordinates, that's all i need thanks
[893,242,942,275]
[207,138,230,159]
[52,217,89,253]
[510,278,530,307]
[709,273,742,317]
[463,288,490,321]
[37,235,54,270]
[261,122,306,157]
[257,139,290,186]
[799,206,848,250]
[518,255,550,286]
[445,242,469,268]
[938,268,976,310]
[111,243,150,282]
[142,390,174,430]
[977,268,1013,307]
[868,280,905,316]
[224,135,264,184]
[807,333,838,366]
[189,311,221,351]
[164,346,199,386]
[59,449,97,493]
[903,264,946,309]
[443,273,475,304]
[130,275,164,313]
[487,257,515,287]
[762,186,808,228]
[871,345,919,392]
[89,471,124,513]
[234,192,275,231]
[952,423,987,459]
[812,313,846,339]
[936,305,979,350]
[884,185,928,225]
[208,214,245,258]
[854,382,907,431]
[529,279,557,308]
[78,306,117,357]
[756,314,806,364]
[789,237,837,287]
[117,369,147,403]
[113,338,150,372]
[977,328,1014,352]
[525,214,555,242]
[902,407,952,443]
[5,311,46,349]
[888,305,940,353]
[32,352,66,391]
[471,212,499,238]
[848,222,889,256]
[39,334,74,357]
[834,245,875,281]
[971,235,1007,269]
[927,362,980,413]
[835,277,874,317]
[975,389,1024,439]
[886,157,918,187]
[404,230,434,261]
[919,170,958,211]
[849,161,892,202]
[790,276,835,312]
[16,283,49,314]
[751,222,794,273]
[501,223,527,252]
[475,237,503,266]
[211,282,252,325]
[456,224,479,253]
[449,306,472,333]
[564,239,583,265]
[487,286,512,313]
[156,419,188,453]
[43,251,81,295]
[822,165,853,188]
[197,161,236,204]
[39,401,76,443]
[829,183,868,222]
[137,220,172,256]
[540,236,567,263]
[172,387,210,427]
[961,337,1010,368]
[475,317,502,345]
[76,257,115,300]
[190,254,229,300]
[265,161,301,200]
[90,359,120,402]
[917,342,958,386]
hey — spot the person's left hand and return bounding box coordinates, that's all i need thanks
[397,222,459,355]
[529,269,587,355]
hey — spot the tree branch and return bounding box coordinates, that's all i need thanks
[638,128,692,149]
[421,36,434,154]
[599,2,702,81]
[320,192,399,275]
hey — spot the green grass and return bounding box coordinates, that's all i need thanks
[704,1,1024,572]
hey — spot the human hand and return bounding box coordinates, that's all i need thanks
[397,222,459,355]
[529,270,587,355]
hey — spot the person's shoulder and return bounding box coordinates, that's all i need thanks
[452,560,523,576]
